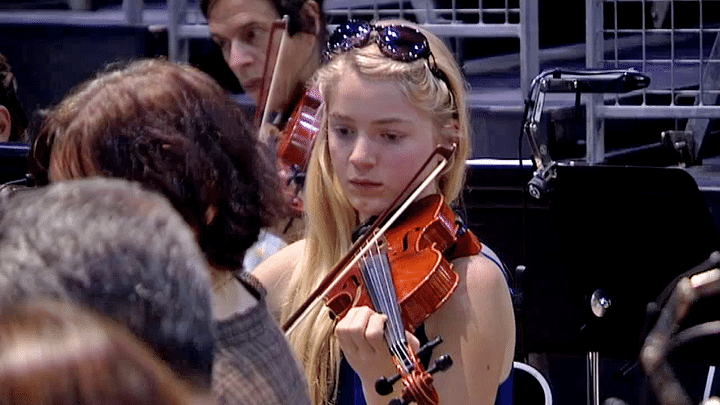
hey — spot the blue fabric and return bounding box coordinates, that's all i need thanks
[495,370,514,405]
[337,357,366,405]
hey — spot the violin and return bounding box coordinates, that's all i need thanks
[275,87,322,216]
[329,193,480,405]
[254,16,321,219]
[283,144,481,405]
[276,87,321,172]
[325,194,460,332]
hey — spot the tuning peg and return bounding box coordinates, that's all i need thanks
[417,336,443,359]
[382,357,451,405]
[427,355,453,375]
[377,337,450,397]
[376,372,402,396]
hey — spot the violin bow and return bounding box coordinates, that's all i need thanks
[254,15,291,143]
[282,143,457,334]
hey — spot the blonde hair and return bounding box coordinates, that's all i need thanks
[280,20,471,404]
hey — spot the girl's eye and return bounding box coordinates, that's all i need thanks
[381,132,402,142]
[331,125,354,139]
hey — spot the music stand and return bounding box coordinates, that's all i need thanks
[547,164,718,355]
[464,161,720,402]
[524,164,720,404]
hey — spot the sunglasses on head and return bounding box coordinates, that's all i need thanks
[325,20,449,84]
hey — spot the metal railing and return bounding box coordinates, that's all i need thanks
[0,0,147,26]
[585,0,720,163]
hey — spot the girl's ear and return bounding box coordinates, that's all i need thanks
[441,119,460,148]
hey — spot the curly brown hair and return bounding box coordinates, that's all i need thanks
[33,58,284,270]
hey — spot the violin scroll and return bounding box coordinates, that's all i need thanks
[376,338,453,405]
[385,357,453,405]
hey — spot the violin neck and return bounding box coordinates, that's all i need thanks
[358,247,414,373]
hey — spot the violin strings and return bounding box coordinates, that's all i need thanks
[369,238,403,341]
[359,235,412,372]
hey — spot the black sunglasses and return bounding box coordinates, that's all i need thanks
[325,20,449,84]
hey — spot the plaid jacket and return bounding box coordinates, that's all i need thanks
[213,272,311,405]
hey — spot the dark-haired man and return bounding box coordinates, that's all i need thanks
[203,0,327,252]
[203,0,325,114]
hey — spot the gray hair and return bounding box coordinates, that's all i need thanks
[0,178,215,387]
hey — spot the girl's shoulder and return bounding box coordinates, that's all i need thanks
[452,251,511,302]
[427,249,516,396]
[253,239,306,320]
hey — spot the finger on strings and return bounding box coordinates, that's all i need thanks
[405,330,421,353]
[339,306,381,355]
[334,306,372,353]
[365,312,388,352]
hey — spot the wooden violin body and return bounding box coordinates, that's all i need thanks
[274,87,321,217]
[324,194,460,333]
[277,87,321,172]
[254,17,321,220]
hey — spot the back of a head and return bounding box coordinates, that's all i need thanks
[0,178,215,387]
[37,58,282,270]
[0,300,210,405]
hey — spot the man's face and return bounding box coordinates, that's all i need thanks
[208,0,281,101]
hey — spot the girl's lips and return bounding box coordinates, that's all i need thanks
[349,180,383,192]
[350,179,382,187]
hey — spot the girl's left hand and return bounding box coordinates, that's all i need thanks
[333,306,420,383]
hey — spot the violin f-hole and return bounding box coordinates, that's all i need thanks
[325,274,362,320]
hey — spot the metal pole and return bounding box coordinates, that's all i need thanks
[168,0,189,62]
[587,351,600,405]
[122,0,143,25]
[585,0,605,164]
[520,0,539,97]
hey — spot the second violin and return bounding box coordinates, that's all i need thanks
[275,87,322,216]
